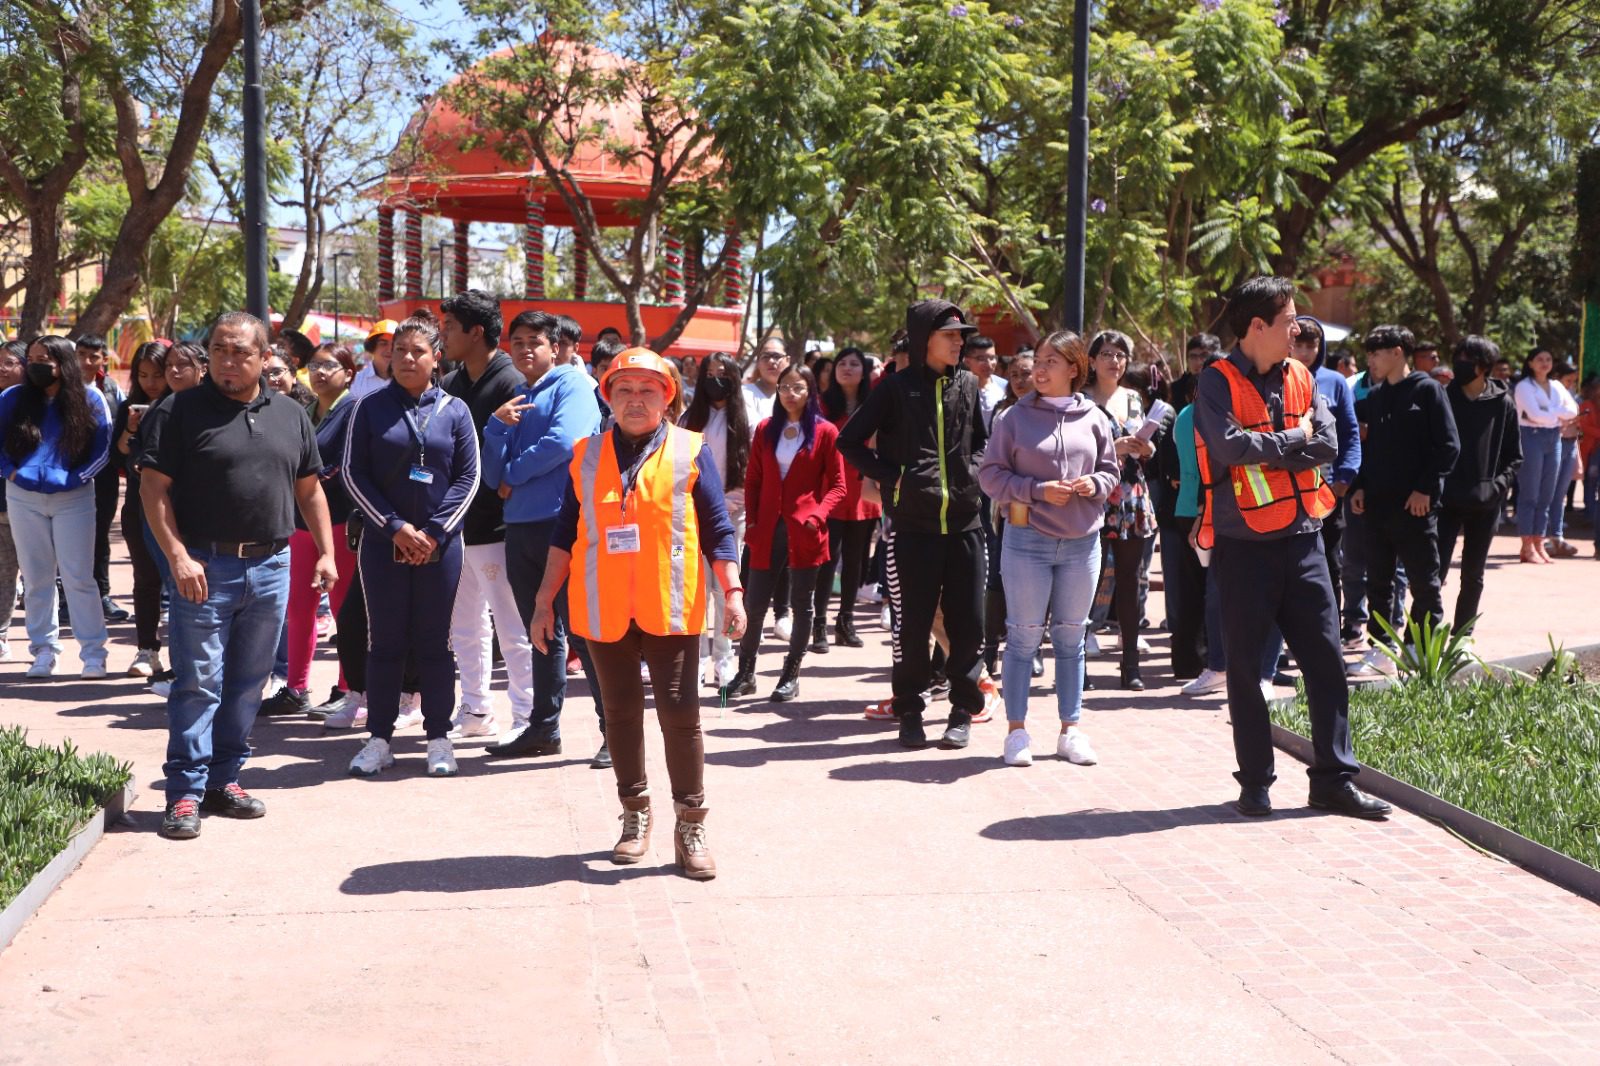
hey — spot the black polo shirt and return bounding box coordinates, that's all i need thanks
[142,377,321,543]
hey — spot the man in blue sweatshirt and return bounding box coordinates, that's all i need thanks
[1290,316,1360,623]
[483,310,606,763]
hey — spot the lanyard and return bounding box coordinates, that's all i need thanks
[403,396,438,467]
[615,421,668,518]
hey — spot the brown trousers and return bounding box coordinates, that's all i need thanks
[587,624,704,807]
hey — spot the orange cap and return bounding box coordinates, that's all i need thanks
[599,347,677,404]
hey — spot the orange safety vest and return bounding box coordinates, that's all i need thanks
[567,424,707,643]
[1196,358,1336,549]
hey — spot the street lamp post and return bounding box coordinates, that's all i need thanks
[329,251,353,343]
[241,0,269,320]
[1062,0,1092,333]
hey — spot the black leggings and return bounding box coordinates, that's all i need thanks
[120,496,163,650]
[740,524,818,660]
[813,518,874,626]
[1110,534,1148,670]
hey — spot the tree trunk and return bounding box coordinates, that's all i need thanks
[19,199,65,338]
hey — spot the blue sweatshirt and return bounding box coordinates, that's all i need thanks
[342,380,480,544]
[0,383,113,493]
[482,362,602,524]
[1316,366,1361,487]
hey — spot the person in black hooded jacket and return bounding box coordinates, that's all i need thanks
[839,299,988,751]
[1438,335,1520,632]
[1347,324,1460,678]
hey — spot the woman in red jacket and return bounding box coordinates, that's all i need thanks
[812,347,880,650]
[729,365,846,702]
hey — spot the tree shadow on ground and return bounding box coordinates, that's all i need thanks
[339,852,672,894]
[981,803,1322,841]
[828,754,1006,785]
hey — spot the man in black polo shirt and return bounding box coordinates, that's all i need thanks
[141,311,337,840]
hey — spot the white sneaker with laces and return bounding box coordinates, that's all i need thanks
[1057,728,1098,765]
[150,678,173,699]
[25,651,57,679]
[1347,648,1395,679]
[80,660,108,680]
[393,692,423,731]
[126,649,159,678]
[427,737,458,777]
[1085,632,1102,656]
[1181,668,1226,696]
[0,639,11,663]
[324,693,368,730]
[450,707,496,739]
[349,737,394,777]
[1003,730,1033,767]
[773,615,792,642]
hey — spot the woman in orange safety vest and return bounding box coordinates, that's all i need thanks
[529,349,745,881]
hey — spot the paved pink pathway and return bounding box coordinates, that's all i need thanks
[1,531,1597,1064]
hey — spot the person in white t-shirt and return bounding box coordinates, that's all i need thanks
[963,333,1007,433]
[348,320,398,400]
[744,336,788,424]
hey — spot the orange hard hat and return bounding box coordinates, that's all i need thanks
[599,347,677,405]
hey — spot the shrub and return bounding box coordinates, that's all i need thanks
[0,726,132,910]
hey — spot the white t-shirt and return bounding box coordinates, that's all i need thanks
[348,364,387,400]
[977,375,1008,431]
[744,381,777,425]
[1514,377,1577,429]
[775,423,803,479]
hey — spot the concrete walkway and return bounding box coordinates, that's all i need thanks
[2,531,1598,1065]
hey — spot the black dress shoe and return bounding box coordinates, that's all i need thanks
[1120,667,1144,691]
[1235,785,1273,817]
[590,742,612,769]
[200,782,266,819]
[1271,671,1297,688]
[102,596,131,623]
[1309,781,1392,820]
[898,714,927,749]
[486,730,562,758]
[258,686,310,717]
[939,711,972,750]
[1031,651,1045,678]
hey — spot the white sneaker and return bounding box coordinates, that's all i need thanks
[1003,730,1033,766]
[1181,668,1226,696]
[1136,636,1152,653]
[1341,632,1369,652]
[426,737,458,777]
[25,652,56,679]
[150,678,173,699]
[1085,632,1102,656]
[1260,679,1277,705]
[80,660,108,680]
[394,692,423,731]
[450,707,496,739]
[857,584,882,604]
[773,614,792,642]
[1057,728,1098,765]
[324,692,368,730]
[880,604,892,630]
[126,649,159,678]
[1347,648,1395,679]
[0,640,11,663]
[348,736,394,777]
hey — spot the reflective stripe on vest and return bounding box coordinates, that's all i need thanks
[667,428,694,632]
[578,435,605,637]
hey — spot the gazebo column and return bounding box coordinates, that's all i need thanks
[377,206,396,303]
[453,219,470,293]
[683,229,700,297]
[404,209,424,300]
[662,228,683,304]
[722,223,744,307]
[574,228,590,300]
[524,197,546,299]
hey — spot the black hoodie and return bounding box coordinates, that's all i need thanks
[1353,370,1460,508]
[838,299,987,534]
[1442,376,1521,508]
[441,350,524,544]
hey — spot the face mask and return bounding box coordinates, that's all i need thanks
[1453,359,1478,383]
[700,376,732,402]
[26,363,57,389]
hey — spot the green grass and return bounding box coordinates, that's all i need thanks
[1,726,132,910]
[1273,675,1600,870]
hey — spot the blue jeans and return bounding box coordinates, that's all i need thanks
[1545,437,1578,540]
[163,547,292,802]
[999,523,1100,724]
[6,483,108,663]
[1517,426,1562,537]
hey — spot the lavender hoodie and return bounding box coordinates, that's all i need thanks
[978,391,1120,539]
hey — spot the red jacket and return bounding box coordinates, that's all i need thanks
[745,417,847,570]
[827,408,882,521]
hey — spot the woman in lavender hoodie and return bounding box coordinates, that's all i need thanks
[978,331,1119,767]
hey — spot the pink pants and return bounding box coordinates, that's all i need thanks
[287,526,356,691]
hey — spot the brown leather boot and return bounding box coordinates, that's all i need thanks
[673,802,716,880]
[611,795,652,865]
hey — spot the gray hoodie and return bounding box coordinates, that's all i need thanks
[978,391,1120,539]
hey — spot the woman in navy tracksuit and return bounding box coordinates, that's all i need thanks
[341,312,480,777]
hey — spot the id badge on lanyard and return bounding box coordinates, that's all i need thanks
[605,485,640,554]
[404,402,437,486]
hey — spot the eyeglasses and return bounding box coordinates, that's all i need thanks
[264,367,290,379]
[307,361,344,373]
[759,353,787,363]
[778,383,809,395]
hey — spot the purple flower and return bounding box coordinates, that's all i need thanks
[1279,99,1293,119]
[1199,0,1223,11]
[948,4,968,17]
[1274,10,1289,26]
[1007,14,1025,28]
[1089,197,1107,214]
[679,44,695,59]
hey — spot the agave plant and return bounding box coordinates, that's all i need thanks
[1370,613,1482,687]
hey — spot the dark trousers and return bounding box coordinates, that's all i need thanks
[1321,499,1346,620]
[1213,533,1358,790]
[1365,506,1443,644]
[358,534,461,742]
[1107,534,1149,671]
[505,519,605,739]
[1438,501,1500,632]
[588,624,703,806]
[120,498,163,650]
[741,523,817,661]
[813,517,874,628]
[1168,516,1206,678]
[887,525,985,719]
[92,466,120,598]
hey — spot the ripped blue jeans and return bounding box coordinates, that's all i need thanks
[998,522,1102,724]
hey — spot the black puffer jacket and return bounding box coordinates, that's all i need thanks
[1443,377,1521,509]
[838,299,987,534]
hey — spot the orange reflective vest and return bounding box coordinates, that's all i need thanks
[567,424,707,642]
[1196,358,1336,549]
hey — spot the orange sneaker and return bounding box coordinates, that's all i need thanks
[972,677,1001,724]
[864,699,898,721]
